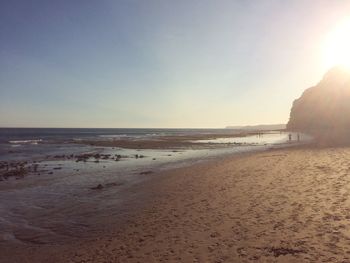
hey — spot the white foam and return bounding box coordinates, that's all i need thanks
[8,139,42,145]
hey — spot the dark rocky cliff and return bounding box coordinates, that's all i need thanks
[287,67,350,140]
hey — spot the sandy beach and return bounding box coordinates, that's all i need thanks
[2,145,350,262]
[3,1,350,262]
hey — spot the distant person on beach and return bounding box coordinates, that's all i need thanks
[288,133,292,142]
[297,133,300,142]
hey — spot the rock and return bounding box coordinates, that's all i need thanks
[287,67,350,144]
[90,184,103,190]
[54,155,65,159]
[75,154,90,162]
[1,166,28,179]
[101,154,110,160]
[140,171,153,175]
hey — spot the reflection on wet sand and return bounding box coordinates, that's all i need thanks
[0,131,308,247]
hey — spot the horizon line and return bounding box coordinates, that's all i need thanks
[0,124,286,129]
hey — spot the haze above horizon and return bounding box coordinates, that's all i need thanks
[1,0,350,128]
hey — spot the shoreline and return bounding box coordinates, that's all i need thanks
[0,142,295,244]
[75,132,262,150]
[0,131,296,184]
[4,143,347,262]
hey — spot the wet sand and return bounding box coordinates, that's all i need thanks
[78,132,257,149]
[2,145,350,262]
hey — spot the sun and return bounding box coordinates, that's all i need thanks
[323,19,350,70]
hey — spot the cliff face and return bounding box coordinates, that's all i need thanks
[287,67,350,135]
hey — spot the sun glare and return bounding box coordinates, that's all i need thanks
[323,19,350,70]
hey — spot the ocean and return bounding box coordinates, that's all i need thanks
[0,127,236,143]
[0,128,239,160]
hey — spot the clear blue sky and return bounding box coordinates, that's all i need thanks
[1,0,349,128]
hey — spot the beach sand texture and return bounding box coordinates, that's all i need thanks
[2,146,350,262]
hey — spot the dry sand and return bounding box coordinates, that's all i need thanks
[2,146,350,262]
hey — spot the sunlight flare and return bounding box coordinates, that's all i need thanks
[323,18,350,70]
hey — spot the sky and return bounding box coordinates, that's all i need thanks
[1,0,350,128]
